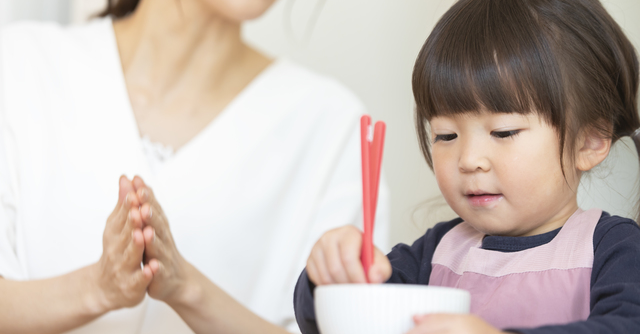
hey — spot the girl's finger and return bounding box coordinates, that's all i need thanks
[322,237,350,283]
[306,259,321,286]
[369,247,392,283]
[310,246,333,285]
[339,237,367,284]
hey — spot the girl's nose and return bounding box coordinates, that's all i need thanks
[458,140,491,173]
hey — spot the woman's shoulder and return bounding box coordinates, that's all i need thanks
[2,17,115,68]
[2,17,112,46]
[1,18,123,125]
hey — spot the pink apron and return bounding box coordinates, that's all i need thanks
[429,208,601,329]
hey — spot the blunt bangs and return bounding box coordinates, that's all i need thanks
[414,0,565,121]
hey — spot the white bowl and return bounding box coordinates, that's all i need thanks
[315,284,470,334]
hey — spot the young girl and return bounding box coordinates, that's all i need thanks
[293,0,640,333]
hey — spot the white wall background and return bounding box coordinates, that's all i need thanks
[1,0,70,24]
[4,0,640,246]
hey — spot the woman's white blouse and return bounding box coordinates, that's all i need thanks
[0,18,390,333]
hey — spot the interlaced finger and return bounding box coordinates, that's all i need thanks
[122,206,143,239]
[142,225,163,261]
[130,264,154,296]
[123,228,146,270]
[133,177,167,218]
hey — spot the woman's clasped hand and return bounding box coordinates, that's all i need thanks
[93,175,190,311]
[91,175,151,313]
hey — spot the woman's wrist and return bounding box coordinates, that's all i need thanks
[0,265,113,333]
[165,260,204,309]
[81,262,113,317]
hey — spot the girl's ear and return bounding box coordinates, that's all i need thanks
[575,129,612,172]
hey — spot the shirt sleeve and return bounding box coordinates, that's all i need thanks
[293,219,461,334]
[510,215,640,334]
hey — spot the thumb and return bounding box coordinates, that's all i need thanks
[368,247,392,283]
[119,175,134,203]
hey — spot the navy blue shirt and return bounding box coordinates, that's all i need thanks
[293,212,640,333]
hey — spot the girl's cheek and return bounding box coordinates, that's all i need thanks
[435,173,457,205]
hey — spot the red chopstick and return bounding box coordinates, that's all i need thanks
[360,115,386,282]
[370,121,386,216]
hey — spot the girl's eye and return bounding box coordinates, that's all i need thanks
[491,130,521,139]
[434,133,458,142]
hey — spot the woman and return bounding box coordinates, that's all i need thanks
[0,0,390,333]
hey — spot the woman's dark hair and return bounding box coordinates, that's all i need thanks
[412,0,640,218]
[99,0,140,19]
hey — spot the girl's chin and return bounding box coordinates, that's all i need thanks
[460,213,523,237]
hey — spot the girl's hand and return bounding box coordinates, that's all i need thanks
[306,225,391,285]
[93,176,154,312]
[132,176,192,304]
[407,314,506,334]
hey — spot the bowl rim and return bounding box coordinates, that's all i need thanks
[314,283,470,297]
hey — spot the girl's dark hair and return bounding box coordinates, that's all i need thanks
[99,0,140,19]
[413,0,640,218]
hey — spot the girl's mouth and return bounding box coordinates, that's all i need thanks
[466,193,503,207]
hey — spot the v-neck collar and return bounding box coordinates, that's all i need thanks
[103,17,284,179]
